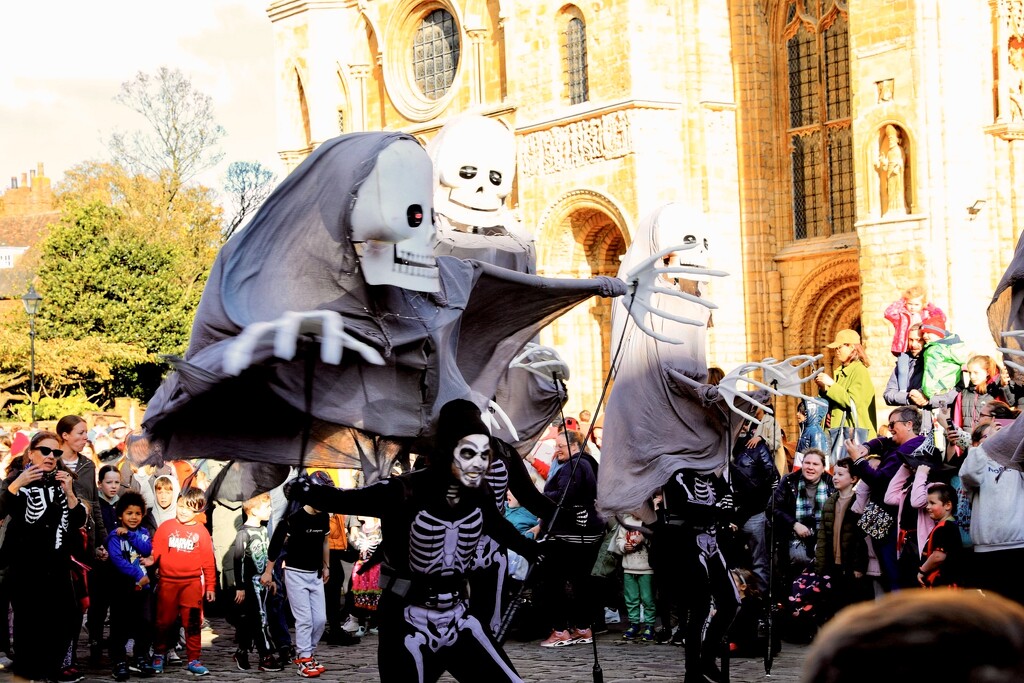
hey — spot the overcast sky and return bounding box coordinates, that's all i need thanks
[0,1,280,196]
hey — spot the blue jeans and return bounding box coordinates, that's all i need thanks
[740,512,769,594]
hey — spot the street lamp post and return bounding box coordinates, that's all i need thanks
[21,285,42,422]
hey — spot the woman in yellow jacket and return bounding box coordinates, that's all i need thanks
[815,329,878,439]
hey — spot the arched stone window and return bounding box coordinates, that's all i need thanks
[562,12,589,105]
[784,0,852,239]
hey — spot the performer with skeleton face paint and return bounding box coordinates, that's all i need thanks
[0,431,86,682]
[290,399,537,683]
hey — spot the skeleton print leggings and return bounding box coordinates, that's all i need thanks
[376,596,523,683]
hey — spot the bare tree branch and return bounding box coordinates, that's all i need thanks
[223,160,277,238]
[108,67,226,192]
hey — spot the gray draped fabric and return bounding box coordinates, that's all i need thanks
[596,204,767,523]
[433,218,563,456]
[137,132,623,476]
[984,229,1024,470]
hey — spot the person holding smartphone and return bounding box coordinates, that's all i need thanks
[0,430,87,683]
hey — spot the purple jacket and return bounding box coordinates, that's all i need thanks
[851,434,926,507]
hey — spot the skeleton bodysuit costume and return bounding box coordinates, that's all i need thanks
[661,469,740,683]
[292,400,538,683]
[470,439,555,633]
[0,470,86,681]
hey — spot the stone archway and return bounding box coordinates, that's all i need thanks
[781,256,862,435]
[787,256,862,359]
[536,190,629,415]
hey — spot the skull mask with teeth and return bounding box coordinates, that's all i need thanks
[350,139,440,292]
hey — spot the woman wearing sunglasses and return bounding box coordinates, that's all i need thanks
[0,430,87,682]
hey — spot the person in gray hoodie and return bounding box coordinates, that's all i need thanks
[959,414,1024,604]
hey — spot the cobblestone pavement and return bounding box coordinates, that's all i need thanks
[0,619,807,683]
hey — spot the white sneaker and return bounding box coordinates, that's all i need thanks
[604,607,621,624]
[0,653,12,670]
[341,615,361,634]
[167,649,182,665]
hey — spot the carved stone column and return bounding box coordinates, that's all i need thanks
[349,64,371,132]
[466,28,488,105]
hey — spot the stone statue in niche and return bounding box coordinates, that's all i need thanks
[1009,40,1024,122]
[874,124,907,216]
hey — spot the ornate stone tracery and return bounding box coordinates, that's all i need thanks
[518,111,632,177]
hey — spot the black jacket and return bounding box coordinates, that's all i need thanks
[730,441,779,523]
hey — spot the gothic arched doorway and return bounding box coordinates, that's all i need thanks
[536,190,630,416]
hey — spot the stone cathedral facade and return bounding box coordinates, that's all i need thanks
[266,0,1024,432]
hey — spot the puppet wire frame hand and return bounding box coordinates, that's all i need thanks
[223,309,385,376]
[670,354,825,424]
[622,244,728,344]
[484,400,519,442]
[508,342,570,382]
[758,354,825,401]
[998,330,1024,375]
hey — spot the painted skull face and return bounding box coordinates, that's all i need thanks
[431,116,517,230]
[350,139,440,292]
[450,433,491,488]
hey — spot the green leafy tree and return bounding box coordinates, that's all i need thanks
[25,165,224,403]
[0,68,228,414]
[0,306,150,414]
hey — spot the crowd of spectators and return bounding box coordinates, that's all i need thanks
[1,284,1023,681]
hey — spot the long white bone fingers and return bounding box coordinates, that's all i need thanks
[509,343,570,381]
[650,286,719,309]
[486,400,519,441]
[625,243,702,279]
[224,321,278,376]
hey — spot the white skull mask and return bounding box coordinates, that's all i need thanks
[652,204,711,289]
[450,433,491,488]
[430,116,517,230]
[351,139,439,292]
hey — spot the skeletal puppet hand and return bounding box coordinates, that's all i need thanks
[756,355,824,402]
[709,356,822,424]
[621,244,728,344]
[509,342,570,382]
[999,330,1024,378]
[224,310,384,376]
[669,355,824,424]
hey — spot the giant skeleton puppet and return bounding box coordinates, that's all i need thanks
[132,134,709,677]
[134,132,652,480]
[595,203,821,683]
[428,114,559,634]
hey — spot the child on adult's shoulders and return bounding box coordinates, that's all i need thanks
[884,286,945,356]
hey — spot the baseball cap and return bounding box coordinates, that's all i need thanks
[826,329,861,349]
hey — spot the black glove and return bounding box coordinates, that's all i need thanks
[285,475,312,502]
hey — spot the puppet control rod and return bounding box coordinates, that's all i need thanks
[496,289,642,682]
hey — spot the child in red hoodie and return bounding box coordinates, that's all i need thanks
[149,487,216,676]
